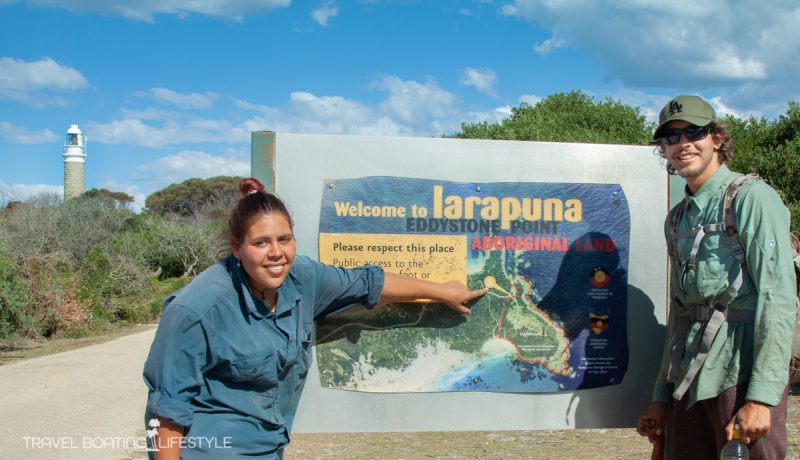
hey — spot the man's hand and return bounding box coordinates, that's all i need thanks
[636,402,671,460]
[726,400,771,444]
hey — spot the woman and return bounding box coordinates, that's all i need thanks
[143,178,486,459]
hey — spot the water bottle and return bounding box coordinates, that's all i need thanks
[720,423,749,460]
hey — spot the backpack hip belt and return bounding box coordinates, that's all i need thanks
[666,299,755,400]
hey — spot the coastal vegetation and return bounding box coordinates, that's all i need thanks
[2,92,799,348]
[0,176,240,349]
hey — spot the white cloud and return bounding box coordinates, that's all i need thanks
[85,119,177,147]
[134,150,250,186]
[85,117,243,147]
[518,94,542,106]
[723,82,795,119]
[145,88,219,110]
[233,98,267,112]
[708,96,741,119]
[0,180,62,204]
[500,4,517,16]
[312,1,338,26]
[373,76,460,129]
[500,0,800,113]
[290,91,369,119]
[0,121,59,143]
[233,94,407,136]
[234,76,463,137]
[459,67,498,97]
[90,75,477,149]
[533,36,564,55]
[600,88,744,128]
[137,150,250,183]
[11,0,292,22]
[120,107,178,120]
[0,56,88,106]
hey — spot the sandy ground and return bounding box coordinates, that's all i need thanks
[0,326,157,460]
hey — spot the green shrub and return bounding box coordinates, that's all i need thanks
[0,250,34,346]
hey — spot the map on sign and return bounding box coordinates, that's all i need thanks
[316,177,629,393]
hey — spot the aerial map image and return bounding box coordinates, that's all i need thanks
[317,177,629,393]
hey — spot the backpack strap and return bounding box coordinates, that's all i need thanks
[715,174,759,306]
[667,200,687,261]
[667,174,760,400]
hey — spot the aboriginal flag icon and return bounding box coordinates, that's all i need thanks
[590,313,609,335]
[590,266,611,288]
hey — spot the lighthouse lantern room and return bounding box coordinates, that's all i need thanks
[62,123,86,200]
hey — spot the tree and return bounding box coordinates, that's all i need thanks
[453,90,654,145]
[82,188,135,208]
[729,101,800,233]
[145,176,243,215]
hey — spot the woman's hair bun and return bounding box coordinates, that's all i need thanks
[239,178,266,197]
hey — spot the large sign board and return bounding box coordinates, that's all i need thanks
[316,177,630,393]
[251,132,669,432]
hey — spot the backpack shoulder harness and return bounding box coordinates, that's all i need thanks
[666,174,800,400]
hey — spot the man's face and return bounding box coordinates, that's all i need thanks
[662,120,721,188]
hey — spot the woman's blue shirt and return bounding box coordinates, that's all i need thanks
[143,255,384,458]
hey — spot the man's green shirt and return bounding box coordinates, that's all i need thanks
[653,165,796,407]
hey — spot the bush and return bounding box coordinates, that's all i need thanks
[77,246,117,321]
[22,251,81,338]
[137,212,227,278]
[145,176,242,215]
[0,249,34,347]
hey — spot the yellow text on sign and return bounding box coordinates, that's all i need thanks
[319,233,467,284]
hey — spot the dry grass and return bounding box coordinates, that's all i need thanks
[286,390,800,459]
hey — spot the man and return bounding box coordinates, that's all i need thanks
[636,95,795,459]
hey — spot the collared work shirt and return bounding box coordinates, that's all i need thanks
[653,165,796,407]
[143,255,384,458]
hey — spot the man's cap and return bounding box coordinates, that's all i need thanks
[652,95,717,141]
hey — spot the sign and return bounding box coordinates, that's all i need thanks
[317,176,630,393]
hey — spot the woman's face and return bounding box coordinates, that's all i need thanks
[233,213,296,304]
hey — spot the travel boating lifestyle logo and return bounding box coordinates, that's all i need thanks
[20,419,232,452]
[146,418,233,452]
[146,418,160,452]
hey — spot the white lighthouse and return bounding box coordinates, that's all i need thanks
[62,123,86,199]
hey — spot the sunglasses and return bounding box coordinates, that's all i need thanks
[659,125,711,145]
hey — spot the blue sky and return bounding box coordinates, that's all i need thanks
[1,0,799,210]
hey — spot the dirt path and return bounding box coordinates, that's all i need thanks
[0,326,157,460]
